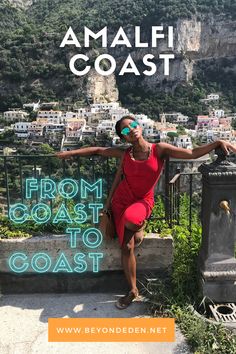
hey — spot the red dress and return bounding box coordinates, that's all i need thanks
[111,143,164,245]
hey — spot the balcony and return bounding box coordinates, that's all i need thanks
[0,154,200,227]
[0,154,178,293]
[0,151,233,296]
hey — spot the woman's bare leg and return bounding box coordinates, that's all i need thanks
[134,229,144,245]
[121,227,137,295]
[116,221,146,308]
[117,222,145,308]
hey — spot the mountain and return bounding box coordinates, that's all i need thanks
[0,0,236,117]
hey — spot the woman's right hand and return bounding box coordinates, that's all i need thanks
[56,151,74,159]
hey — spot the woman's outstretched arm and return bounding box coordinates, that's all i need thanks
[56,146,124,159]
[157,140,236,160]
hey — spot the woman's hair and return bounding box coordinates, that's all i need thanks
[115,115,136,139]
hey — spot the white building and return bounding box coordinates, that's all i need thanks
[109,107,130,121]
[40,102,59,109]
[45,124,64,133]
[219,117,232,127]
[207,94,219,101]
[28,121,46,137]
[219,130,233,141]
[176,114,189,124]
[74,108,89,118]
[86,111,109,126]
[90,102,120,113]
[65,120,86,142]
[135,114,154,136]
[211,109,224,118]
[173,135,193,149]
[90,102,129,122]
[4,110,29,122]
[61,111,87,123]
[196,115,219,134]
[206,130,214,142]
[158,128,177,142]
[23,101,40,111]
[65,118,86,129]
[65,129,82,141]
[160,112,189,125]
[37,110,62,124]
[3,147,17,156]
[206,126,233,143]
[147,129,160,142]
[200,94,220,104]
[13,122,31,138]
[96,120,116,135]
[81,126,96,137]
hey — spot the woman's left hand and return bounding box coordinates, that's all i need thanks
[218,140,236,155]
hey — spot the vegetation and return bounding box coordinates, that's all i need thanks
[0,214,31,238]
[0,144,118,238]
[0,1,236,116]
[0,210,88,239]
[118,74,236,119]
[0,129,15,142]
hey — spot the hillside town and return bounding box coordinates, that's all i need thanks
[0,93,236,154]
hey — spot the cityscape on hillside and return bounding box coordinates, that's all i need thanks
[0,92,236,155]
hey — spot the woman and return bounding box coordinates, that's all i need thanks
[57,115,236,309]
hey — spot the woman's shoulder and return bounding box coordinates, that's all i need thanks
[154,143,166,161]
[121,146,132,155]
[117,146,131,162]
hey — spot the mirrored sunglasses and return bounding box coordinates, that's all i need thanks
[121,121,139,136]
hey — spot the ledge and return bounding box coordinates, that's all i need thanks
[0,233,173,293]
[0,233,173,273]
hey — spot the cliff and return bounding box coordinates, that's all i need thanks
[1,0,236,115]
[86,70,119,103]
[108,16,236,91]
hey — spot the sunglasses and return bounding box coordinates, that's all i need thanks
[121,121,139,136]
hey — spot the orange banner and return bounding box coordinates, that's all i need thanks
[48,318,175,342]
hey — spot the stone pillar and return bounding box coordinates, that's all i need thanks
[198,148,236,302]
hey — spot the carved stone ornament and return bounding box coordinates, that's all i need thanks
[198,147,236,178]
